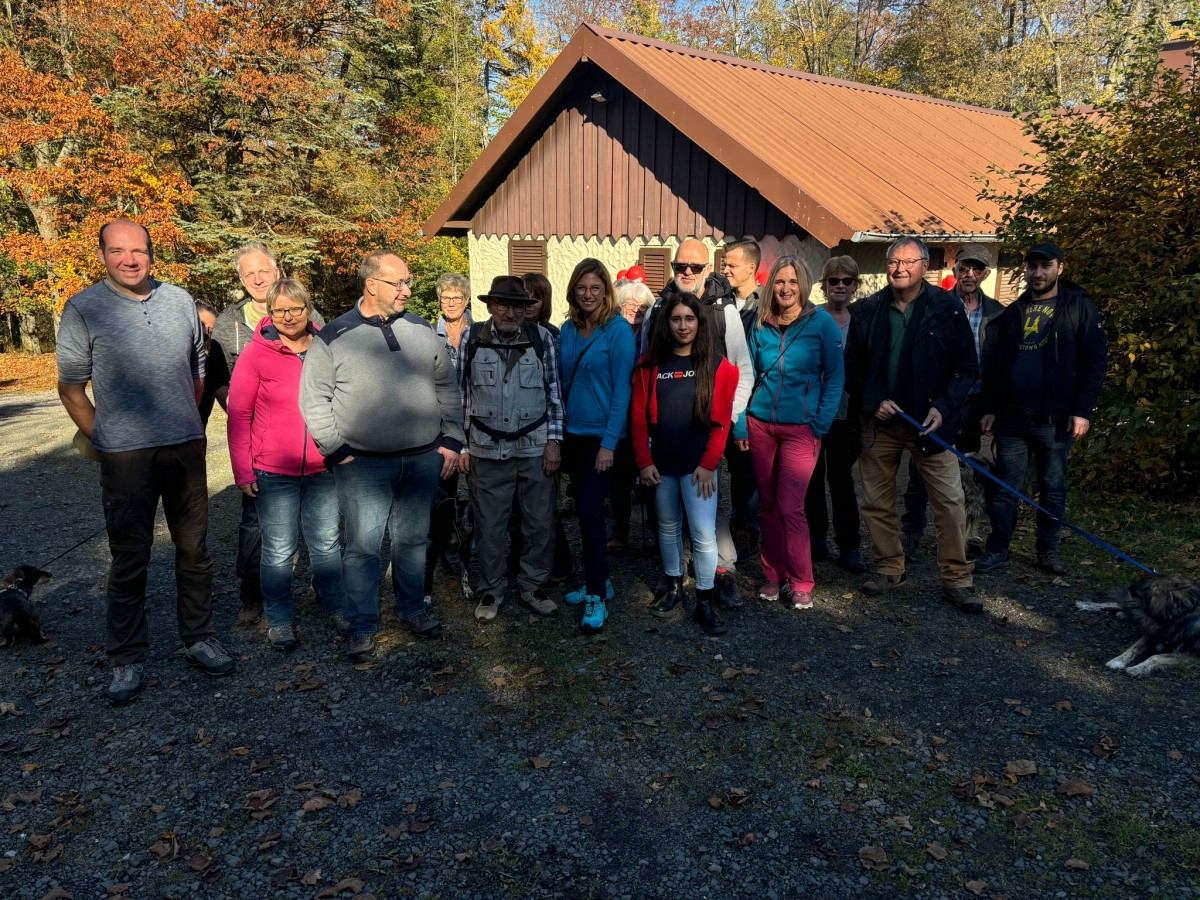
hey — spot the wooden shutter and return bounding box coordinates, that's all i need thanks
[638,247,672,295]
[924,246,947,285]
[509,240,547,277]
[994,251,1023,305]
[713,248,726,275]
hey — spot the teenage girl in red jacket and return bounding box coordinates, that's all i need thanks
[632,293,739,635]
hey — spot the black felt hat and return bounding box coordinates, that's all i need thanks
[478,275,534,304]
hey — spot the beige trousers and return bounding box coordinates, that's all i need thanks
[857,420,973,587]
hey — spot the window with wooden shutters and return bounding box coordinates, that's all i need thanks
[638,247,672,295]
[994,252,1024,305]
[509,240,547,277]
[713,248,726,276]
[924,246,947,285]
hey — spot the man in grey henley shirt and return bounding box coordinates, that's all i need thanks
[56,219,234,706]
[300,250,465,662]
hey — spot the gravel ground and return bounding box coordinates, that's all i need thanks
[1,389,1198,899]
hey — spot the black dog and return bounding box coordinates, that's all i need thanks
[1,565,51,647]
[423,483,475,606]
[1076,574,1200,677]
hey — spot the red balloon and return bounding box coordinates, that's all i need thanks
[941,274,958,290]
[755,268,768,286]
[616,269,629,281]
[625,265,647,283]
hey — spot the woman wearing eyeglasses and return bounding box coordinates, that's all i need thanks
[227,279,345,651]
[733,256,845,611]
[803,256,866,573]
[559,259,636,632]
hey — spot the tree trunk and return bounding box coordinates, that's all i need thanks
[18,312,43,354]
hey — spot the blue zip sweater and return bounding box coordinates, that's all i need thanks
[560,316,636,450]
[734,305,845,440]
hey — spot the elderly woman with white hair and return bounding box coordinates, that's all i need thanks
[607,281,657,552]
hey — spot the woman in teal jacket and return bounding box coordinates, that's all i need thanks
[559,258,636,632]
[734,255,844,610]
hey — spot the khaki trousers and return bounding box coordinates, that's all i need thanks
[857,420,973,587]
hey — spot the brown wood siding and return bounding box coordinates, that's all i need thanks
[472,68,790,240]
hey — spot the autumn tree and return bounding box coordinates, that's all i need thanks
[985,13,1200,490]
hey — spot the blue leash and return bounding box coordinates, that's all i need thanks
[893,409,1159,577]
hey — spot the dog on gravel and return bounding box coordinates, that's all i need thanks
[423,483,475,606]
[1,565,51,647]
[960,452,995,547]
[1076,574,1200,677]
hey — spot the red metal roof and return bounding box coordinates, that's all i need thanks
[424,23,1040,247]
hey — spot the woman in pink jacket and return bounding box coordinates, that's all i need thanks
[227,280,343,651]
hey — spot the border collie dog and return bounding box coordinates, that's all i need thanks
[1076,574,1200,677]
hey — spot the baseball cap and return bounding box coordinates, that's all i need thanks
[1024,242,1065,263]
[956,243,992,268]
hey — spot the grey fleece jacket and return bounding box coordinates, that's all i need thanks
[299,302,465,466]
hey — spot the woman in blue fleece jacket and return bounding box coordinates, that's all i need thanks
[733,255,844,611]
[559,258,636,632]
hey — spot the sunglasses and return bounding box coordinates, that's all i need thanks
[672,262,706,275]
[825,276,856,286]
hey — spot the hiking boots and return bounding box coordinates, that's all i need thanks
[693,587,727,636]
[235,576,263,627]
[943,585,984,613]
[580,595,608,633]
[716,570,743,609]
[520,589,558,617]
[346,633,376,662]
[475,593,502,622]
[566,579,613,606]
[1038,551,1068,576]
[185,638,235,676]
[107,664,145,705]
[329,613,350,636]
[861,574,908,597]
[268,624,298,652]
[403,612,443,638]
[838,550,867,573]
[649,574,685,618]
[810,539,832,562]
[973,551,1011,573]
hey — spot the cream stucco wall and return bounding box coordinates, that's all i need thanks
[468,232,830,323]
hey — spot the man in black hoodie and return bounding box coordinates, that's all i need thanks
[975,243,1107,577]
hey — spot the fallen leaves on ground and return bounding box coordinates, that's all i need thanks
[857,845,889,870]
[926,843,948,861]
[529,756,553,769]
[964,879,987,895]
[1065,857,1090,870]
[1057,778,1095,798]
[1093,736,1120,759]
[1004,759,1038,777]
[316,877,365,897]
[0,353,57,393]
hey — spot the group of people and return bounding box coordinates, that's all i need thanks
[55,218,1106,707]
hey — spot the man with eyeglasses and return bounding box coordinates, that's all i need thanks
[639,239,752,609]
[57,219,235,705]
[901,243,1004,562]
[207,241,324,626]
[844,236,982,613]
[456,276,564,623]
[975,242,1107,577]
[300,250,465,662]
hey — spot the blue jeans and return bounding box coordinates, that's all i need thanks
[334,452,441,636]
[254,470,344,629]
[986,416,1073,556]
[654,473,719,590]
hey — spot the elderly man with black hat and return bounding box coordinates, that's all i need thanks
[975,242,1107,577]
[456,276,565,621]
[902,243,1006,561]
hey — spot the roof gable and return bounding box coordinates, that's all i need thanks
[425,23,1039,246]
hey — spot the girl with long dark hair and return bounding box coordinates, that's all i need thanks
[632,294,739,635]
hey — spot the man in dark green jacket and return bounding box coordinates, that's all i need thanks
[844,237,981,613]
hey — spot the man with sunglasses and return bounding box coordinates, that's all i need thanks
[300,251,465,662]
[844,237,981,613]
[206,242,324,626]
[639,239,752,609]
[901,244,1004,562]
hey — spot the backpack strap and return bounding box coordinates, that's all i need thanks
[463,320,552,443]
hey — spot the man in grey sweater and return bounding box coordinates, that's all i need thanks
[56,219,234,705]
[300,250,465,662]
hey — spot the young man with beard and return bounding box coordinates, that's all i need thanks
[975,243,1107,576]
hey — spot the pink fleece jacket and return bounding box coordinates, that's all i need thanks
[226,318,325,485]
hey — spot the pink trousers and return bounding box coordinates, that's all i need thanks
[748,418,821,593]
